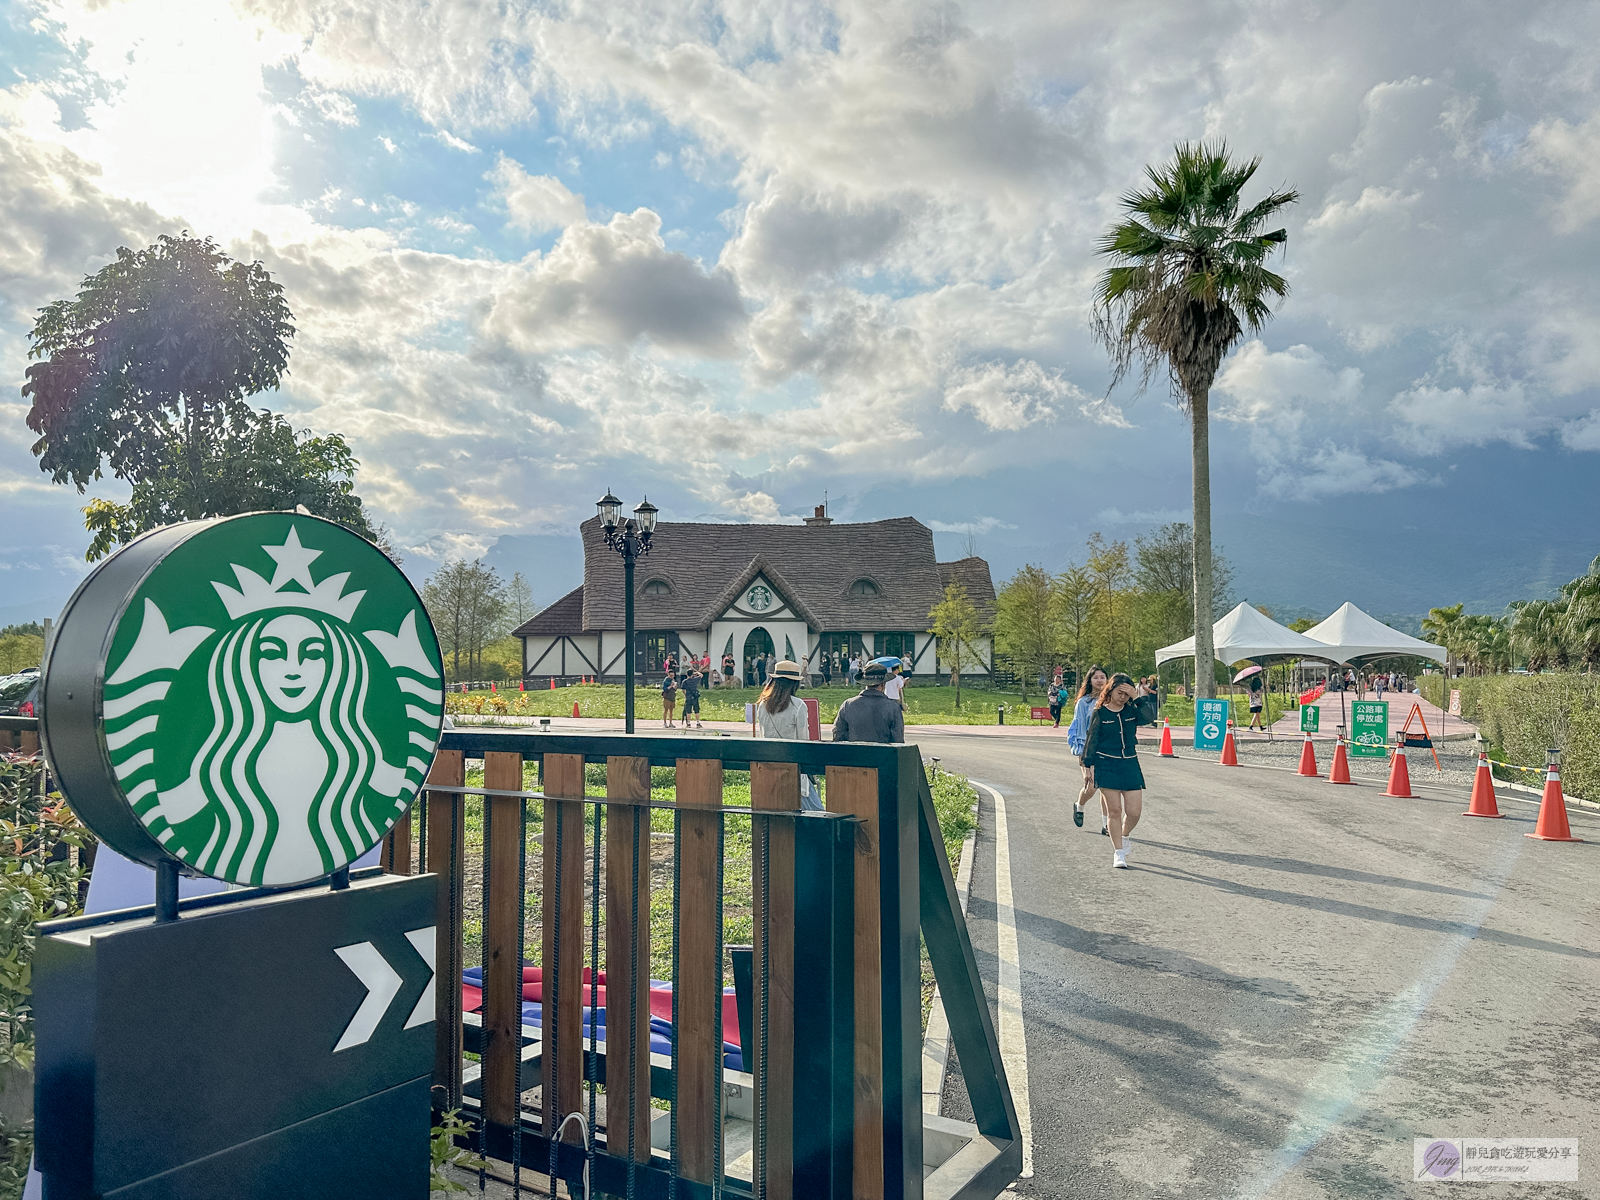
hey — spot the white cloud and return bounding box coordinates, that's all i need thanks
[942,359,1096,432]
[487,155,586,234]
[1260,446,1427,500]
[1389,342,1542,452]
[430,130,480,153]
[1559,409,1600,451]
[1523,114,1600,234]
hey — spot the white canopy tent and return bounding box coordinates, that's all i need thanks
[1303,602,1447,664]
[1155,602,1338,666]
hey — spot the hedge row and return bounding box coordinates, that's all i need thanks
[1419,672,1600,799]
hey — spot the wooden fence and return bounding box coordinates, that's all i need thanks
[394,730,1021,1200]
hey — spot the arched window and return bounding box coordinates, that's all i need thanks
[642,578,672,596]
[848,578,880,597]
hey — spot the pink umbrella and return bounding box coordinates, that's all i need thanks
[1232,664,1264,684]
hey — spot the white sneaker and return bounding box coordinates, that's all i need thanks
[1113,847,1128,869]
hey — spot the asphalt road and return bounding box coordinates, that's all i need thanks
[913,729,1600,1200]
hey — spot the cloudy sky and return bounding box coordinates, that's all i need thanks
[4,0,1599,623]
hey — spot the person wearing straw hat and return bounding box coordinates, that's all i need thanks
[832,659,905,744]
[757,660,822,809]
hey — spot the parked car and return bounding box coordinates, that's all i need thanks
[0,669,40,717]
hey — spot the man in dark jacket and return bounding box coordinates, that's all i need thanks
[832,661,905,743]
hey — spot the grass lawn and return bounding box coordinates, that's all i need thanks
[449,681,1058,726]
[448,759,978,1023]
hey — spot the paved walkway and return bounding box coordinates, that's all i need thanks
[915,729,1598,1199]
[1263,687,1474,742]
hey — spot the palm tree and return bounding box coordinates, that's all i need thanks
[1510,599,1568,672]
[1559,555,1600,671]
[1093,142,1298,698]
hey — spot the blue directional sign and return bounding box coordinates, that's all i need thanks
[1194,698,1231,750]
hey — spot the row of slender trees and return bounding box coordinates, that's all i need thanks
[421,562,537,682]
[1425,556,1600,674]
[990,523,1236,695]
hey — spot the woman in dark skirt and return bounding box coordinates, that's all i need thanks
[1082,673,1161,869]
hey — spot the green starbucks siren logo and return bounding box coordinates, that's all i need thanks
[47,513,444,888]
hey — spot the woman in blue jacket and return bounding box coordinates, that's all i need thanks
[1065,665,1110,835]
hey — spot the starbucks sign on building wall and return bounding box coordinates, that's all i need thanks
[43,514,444,888]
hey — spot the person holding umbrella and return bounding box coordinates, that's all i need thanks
[1238,664,1266,732]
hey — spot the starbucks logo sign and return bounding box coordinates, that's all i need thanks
[42,514,443,888]
[746,584,773,612]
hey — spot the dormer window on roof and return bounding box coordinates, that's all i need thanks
[848,578,881,597]
[642,578,673,596]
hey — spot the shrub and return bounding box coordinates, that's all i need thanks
[1419,673,1600,799]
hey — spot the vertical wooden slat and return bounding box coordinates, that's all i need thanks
[541,753,586,1142]
[675,757,724,1185]
[826,765,883,1200]
[428,749,466,1110]
[20,729,38,755]
[604,755,652,1163]
[482,750,524,1132]
[750,762,799,1200]
[382,811,412,875]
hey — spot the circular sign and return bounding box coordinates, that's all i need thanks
[42,514,444,887]
[746,584,773,611]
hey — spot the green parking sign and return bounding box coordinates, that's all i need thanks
[1300,705,1320,733]
[1349,701,1388,758]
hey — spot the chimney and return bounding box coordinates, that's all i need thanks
[803,504,832,527]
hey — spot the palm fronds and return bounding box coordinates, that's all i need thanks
[1093,140,1299,411]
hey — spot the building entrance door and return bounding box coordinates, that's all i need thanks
[743,627,775,685]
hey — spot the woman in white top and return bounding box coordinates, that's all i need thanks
[757,659,822,809]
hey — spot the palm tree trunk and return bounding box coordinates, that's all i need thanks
[1191,387,1216,699]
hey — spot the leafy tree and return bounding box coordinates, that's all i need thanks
[928,581,988,709]
[1421,604,1466,675]
[1133,521,1234,646]
[423,560,507,682]
[1559,555,1600,671]
[80,408,374,560]
[1085,532,1134,671]
[506,571,538,629]
[1287,617,1318,634]
[1510,599,1569,672]
[1094,143,1298,698]
[992,566,1058,699]
[0,635,45,675]
[1053,564,1097,691]
[24,234,294,506]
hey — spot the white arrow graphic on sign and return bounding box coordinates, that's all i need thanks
[1202,723,1220,740]
[403,926,437,1030]
[333,941,405,1052]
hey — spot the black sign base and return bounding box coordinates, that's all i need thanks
[35,871,437,1199]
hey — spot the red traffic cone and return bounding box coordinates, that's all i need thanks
[1328,735,1354,785]
[549,678,555,690]
[1159,719,1175,757]
[1220,722,1239,767]
[1297,731,1320,778]
[490,681,496,692]
[519,680,525,692]
[1384,741,1412,798]
[572,701,580,718]
[1526,755,1582,842]
[1463,749,1502,818]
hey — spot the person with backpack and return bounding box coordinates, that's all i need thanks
[682,666,704,729]
[661,671,679,728]
[1047,676,1065,728]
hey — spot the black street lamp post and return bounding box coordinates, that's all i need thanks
[597,491,658,733]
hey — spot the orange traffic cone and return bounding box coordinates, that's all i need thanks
[1526,754,1582,842]
[1159,719,1175,757]
[1297,731,1320,778]
[1328,735,1354,785]
[572,701,581,718]
[519,680,525,692]
[1220,722,1239,767]
[549,678,555,690]
[1384,741,1412,798]
[1462,748,1502,818]
[490,681,496,692]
